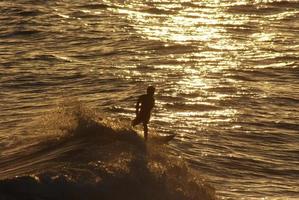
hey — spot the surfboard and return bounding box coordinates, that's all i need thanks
[149,134,175,144]
[132,125,175,143]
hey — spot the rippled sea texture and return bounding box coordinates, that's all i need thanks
[1,0,299,199]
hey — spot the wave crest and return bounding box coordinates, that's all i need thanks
[0,102,216,200]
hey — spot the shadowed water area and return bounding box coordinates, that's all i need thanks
[0,0,299,199]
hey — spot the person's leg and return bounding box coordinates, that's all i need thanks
[132,116,141,127]
[143,122,148,141]
[131,118,138,126]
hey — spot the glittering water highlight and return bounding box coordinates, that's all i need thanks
[0,0,299,199]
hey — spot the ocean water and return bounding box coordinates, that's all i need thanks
[0,0,299,199]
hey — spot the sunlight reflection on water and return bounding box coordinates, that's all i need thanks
[1,0,298,199]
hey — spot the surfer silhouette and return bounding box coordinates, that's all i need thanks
[132,86,155,141]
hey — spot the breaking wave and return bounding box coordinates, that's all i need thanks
[0,102,216,200]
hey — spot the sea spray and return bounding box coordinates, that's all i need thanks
[0,102,216,200]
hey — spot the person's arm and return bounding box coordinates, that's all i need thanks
[150,98,155,111]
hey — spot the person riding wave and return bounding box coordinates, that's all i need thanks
[132,86,155,141]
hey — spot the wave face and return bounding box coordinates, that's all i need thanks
[0,103,215,200]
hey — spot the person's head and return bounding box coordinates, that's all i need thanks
[147,86,155,96]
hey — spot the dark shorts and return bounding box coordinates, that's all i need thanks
[132,113,150,126]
